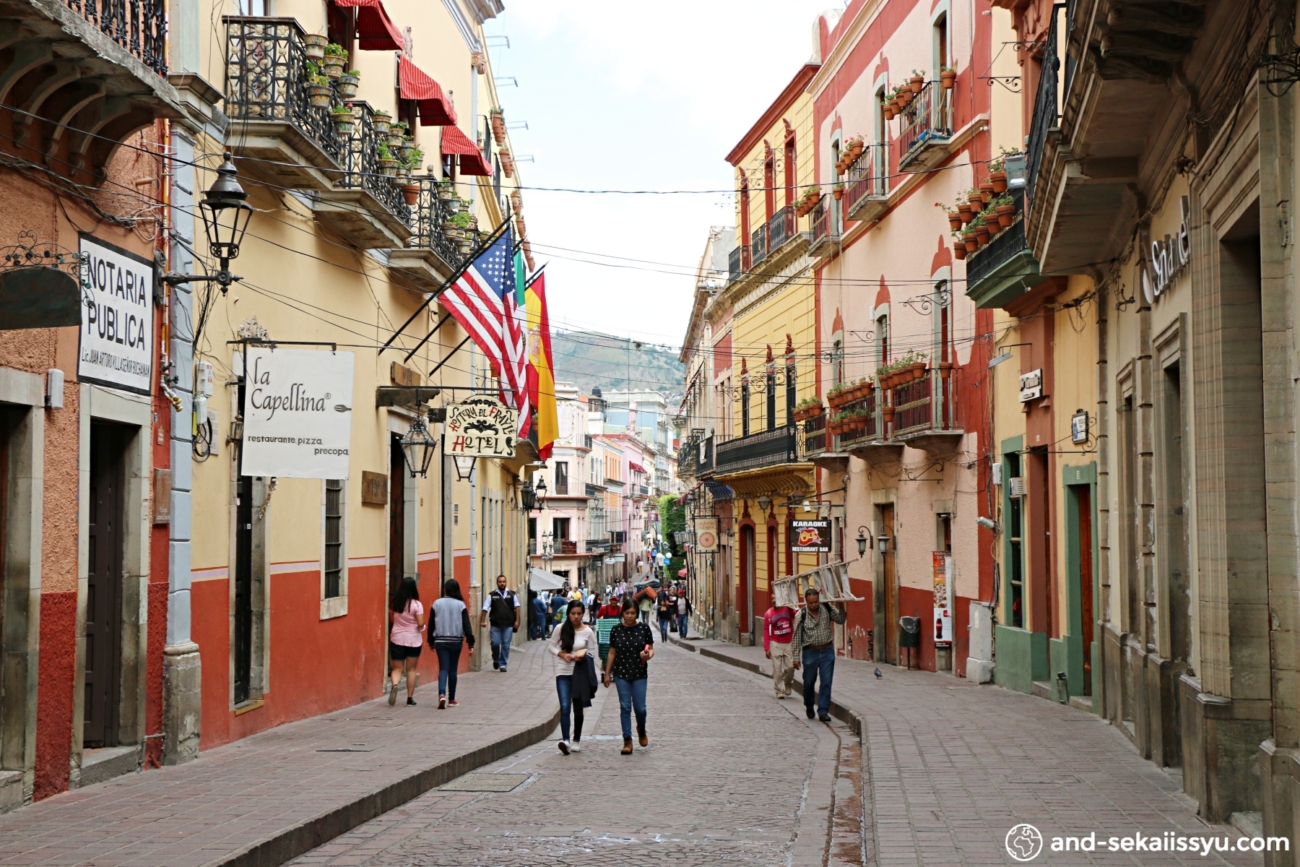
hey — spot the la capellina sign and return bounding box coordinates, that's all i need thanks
[240,348,355,479]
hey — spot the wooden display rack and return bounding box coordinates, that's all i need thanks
[772,560,863,608]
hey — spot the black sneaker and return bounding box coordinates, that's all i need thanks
[806,707,815,720]
[492,660,499,670]
[407,697,417,706]
[819,713,832,723]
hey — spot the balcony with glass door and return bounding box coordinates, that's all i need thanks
[808,198,838,257]
[897,81,955,173]
[844,143,889,223]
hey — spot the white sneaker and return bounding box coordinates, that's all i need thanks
[569,741,581,752]
[557,740,570,755]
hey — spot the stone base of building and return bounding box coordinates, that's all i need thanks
[1179,674,1269,824]
[966,658,994,684]
[992,625,1047,694]
[1260,740,1297,867]
[162,643,202,766]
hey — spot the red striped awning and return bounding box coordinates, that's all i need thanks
[629,462,647,474]
[399,56,456,126]
[441,125,492,176]
[332,0,403,51]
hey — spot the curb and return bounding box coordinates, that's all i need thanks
[221,706,561,867]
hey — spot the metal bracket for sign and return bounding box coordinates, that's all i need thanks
[772,559,863,608]
[226,338,338,350]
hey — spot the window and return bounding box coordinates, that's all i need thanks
[784,131,796,207]
[324,479,344,599]
[739,174,752,269]
[833,339,844,386]
[933,13,949,77]
[528,517,537,542]
[240,0,269,14]
[764,147,775,221]
[554,462,569,495]
[785,358,797,427]
[766,370,777,430]
[877,315,889,366]
[554,517,571,542]
[741,379,750,437]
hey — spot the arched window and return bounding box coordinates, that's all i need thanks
[739,173,752,270]
[784,130,797,208]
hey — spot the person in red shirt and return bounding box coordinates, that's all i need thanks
[763,602,797,699]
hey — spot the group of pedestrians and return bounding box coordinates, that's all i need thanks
[764,587,845,722]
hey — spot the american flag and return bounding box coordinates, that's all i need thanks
[439,227,525,413]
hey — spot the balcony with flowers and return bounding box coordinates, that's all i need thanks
[886,71,956,173]
[944,156,1044,310]
[843,140,889,223]
[876,354,963,456]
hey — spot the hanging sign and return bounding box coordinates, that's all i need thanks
[77,236,155,394]
[790,518,831,553]
[445,395,519,458]
[933,552,953,647]
[695,517,718,553]
[241,348,355,479]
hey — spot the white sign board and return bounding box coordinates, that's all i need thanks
[78,236,154,394]
[241,348,354,479]
[445,395,519,459]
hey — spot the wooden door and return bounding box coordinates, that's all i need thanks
[388,436,405,599]
[233,472,253,705]
[739,525,755,636]
[881,504,898,665]
[1076,485,1094,694]
[85,424,125,747]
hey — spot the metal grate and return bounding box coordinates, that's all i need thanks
[714,425,798,475]
[751,223,768,266]
[767,205,795,253]
[324,478,342,598]
[336,102,412,227]
[65,0,167,74]
[844,143,889,217]
[1026,19,1059,214]
[412,177,463,266]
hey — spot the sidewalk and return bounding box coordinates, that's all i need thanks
[0,643,558,867]
[672,636,1264,866]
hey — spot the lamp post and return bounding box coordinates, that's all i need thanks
[520,479,538,512]
[540,531,554,573]
[856,525,889,557]
[398,413,437,478]
[164,153,253,291]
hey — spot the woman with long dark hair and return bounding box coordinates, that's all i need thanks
[603,598,655,755]
[430,579,475,709]
[388,576,425,706]
[548,598,598,755]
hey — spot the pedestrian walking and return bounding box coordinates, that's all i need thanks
[656,591,673,641]
[792,588,846,722]
[531,592,547,640]
[548,599,598,755]
[587,592,602,625]
[387,576,425,706]
[763,599,797,700]
[675,589,693,639]
[429,579,476,709]
[480,574,520,672]
[635,583,656,625]
[603,599,655,755]
[549,591,567,627]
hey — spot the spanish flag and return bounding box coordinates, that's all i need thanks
[526,270,557,460]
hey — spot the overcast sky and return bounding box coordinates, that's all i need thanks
[485,1,837,351]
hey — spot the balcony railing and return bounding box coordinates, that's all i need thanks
[836,389,880,448]
[888,368,961,439]
[751,223,768,266]
[728,245,741,284]
[336,101,412,225]
[767,205,796,253]
[1026,19,1059,217]
[714,425,798,475]
[559,540,578,556]
[800,412,829,458]
[224,17,346,165]
[965,188,1044,308]
[66,0,167,74]
[897,81,954,172]
[411,177,465,267]
[844,143,889,221]
[810,198,837,253]
[585,482,603,498]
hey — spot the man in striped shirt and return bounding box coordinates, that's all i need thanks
[792,587,846,722]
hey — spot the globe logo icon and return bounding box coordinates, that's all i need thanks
[1005,824,1044,862]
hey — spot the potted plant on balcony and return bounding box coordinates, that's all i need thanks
[304,34,328,62]
[896,84,913,109]
[989,156,1008,193]
[437,178,456,201]
[338,69,361,99]
[984,206,1002,237]
[400,149,424,204]
[971,212,989,247]
[833,182,845,201]
[377,142,398,177]
[323,43,348,78]
[794,396,823,422]
[372,109,392,136]
[994,193,1015,227]
[979,180,995,204]
[490,107,506,145]
[957,198,975,223]
[910,70,925,93]
[963,226,978,253]
[827,381,850,409]
[940,65,957,89]
[937,201,962,232]
[389,120,409,151]
[952,229,967,260]
[966,188,984,210]
[846,135,864,163]
[330,104,355,136]
[307,74,332,108]
[500,149,514,178]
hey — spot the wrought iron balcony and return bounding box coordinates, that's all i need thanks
[799,411,830,458]
[844,143,889,222]
[312,100,413,248]
[64,0,166,74]
[885,368,963,455]
[836,389,880,450]
[728,245,741,284]
[224,17,346,191]
[751,223,768,266]
[714,425,798,476]
[766,205,797,255]
[389,177,467,288]
[1025,24,1058,219]
[897,81,955,173]
[965,188,1042,309]
[808,198,838,256]
[559,540,578,556]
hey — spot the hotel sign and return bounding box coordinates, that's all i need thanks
[445,395,519,459]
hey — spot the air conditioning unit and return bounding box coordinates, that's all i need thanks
[1009,476,1027,498]
[991,463,1003,486]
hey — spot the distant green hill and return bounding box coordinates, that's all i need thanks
[550,330,684,398]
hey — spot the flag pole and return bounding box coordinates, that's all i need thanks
[379,219,511,356]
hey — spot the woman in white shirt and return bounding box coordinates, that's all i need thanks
[548,599,598,755]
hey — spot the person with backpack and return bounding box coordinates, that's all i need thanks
[480,574,520,672]
[387,577,425,706]
[656,590,674,641]
[430,579,475,709]
[548,599,598,755]
[763,598,797,700]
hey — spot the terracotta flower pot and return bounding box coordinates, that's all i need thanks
[910,75,924,93]
[996,204,1016,227]
[953,243,967,260]
[884,104,895,120]
[986,219,1001,237]
[899,90,913,108]
[958,203,974,222]
[849,142,864,161]
[963,233,978,253]
[938,361,954,380]
[882,406,896,424]
[974,227,989,246]
[833,188,843,201]
[967,193,983,208]
[808,190,821,206]
[402,184,420,206]
[979,182,994,203]
[491,115,506,146]
[940,70,956,89]
[948,215,962,232]
[990,170,1008,193]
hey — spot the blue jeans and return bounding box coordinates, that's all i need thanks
[658,616,671,641]
[802,644,836,717]
[677,614,689,638]
[435,641,462,699]
[555,675,585,742]
[614,676,648,739]
[490,625,514,668]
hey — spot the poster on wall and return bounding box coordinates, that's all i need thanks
[77,235,155,395]
[444,395,519,458]
[933,552,953,646]
[695,517,718,553]
[790,519,831,553]
[240,348,355,479]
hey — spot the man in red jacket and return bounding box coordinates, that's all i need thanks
[763,601,797,699]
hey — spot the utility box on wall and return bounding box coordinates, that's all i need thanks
[967,601,995,684]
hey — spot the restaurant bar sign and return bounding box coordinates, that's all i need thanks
[241,348,355,479]
[77,236,154,394]
[444,395,519,459]
[790,519,831,553]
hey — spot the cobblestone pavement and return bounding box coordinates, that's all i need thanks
[287,644,837,867]
[680,638,1267,867]
[0,643,559,867]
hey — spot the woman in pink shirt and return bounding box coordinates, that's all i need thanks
[389,577,426,706]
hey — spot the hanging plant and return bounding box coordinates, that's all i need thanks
[500,149,514,178]
[940,65,957,89]
[304,34,328,62]
[994,193,1016,226]
[330,104,355,135]
[910,70,925,93]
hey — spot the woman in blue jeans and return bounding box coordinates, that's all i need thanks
[603,599,655,755]
[429,579,475,709]
[548,599,597,755]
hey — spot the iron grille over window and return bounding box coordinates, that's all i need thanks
[324,479,343,598]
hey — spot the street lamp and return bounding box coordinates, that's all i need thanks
[520,480,538,511]
[398,414,437,478]
[535,476,547,510]
[166,153,252,291]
